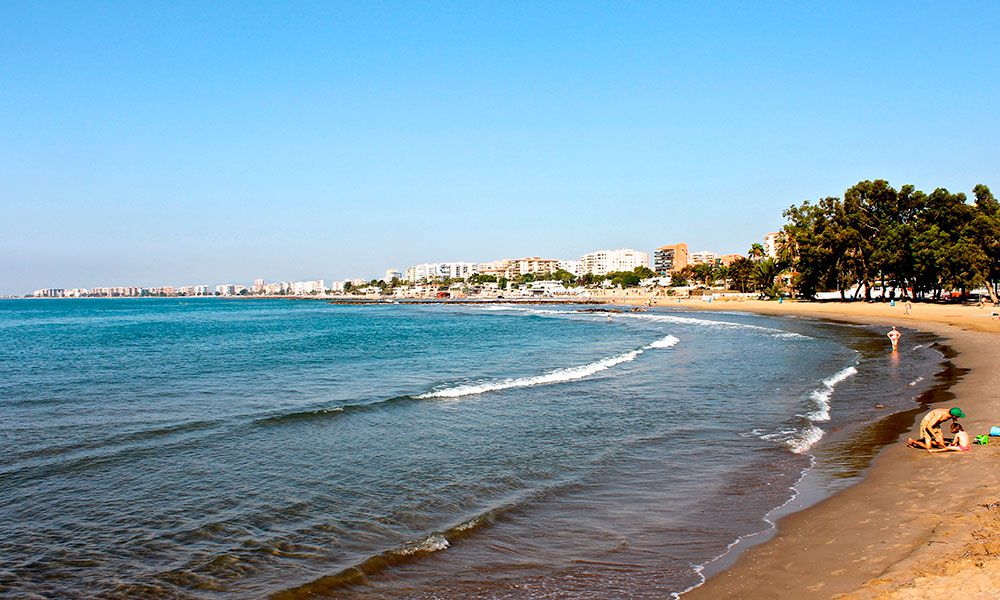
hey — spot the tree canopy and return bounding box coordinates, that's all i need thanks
[781,180,999,301]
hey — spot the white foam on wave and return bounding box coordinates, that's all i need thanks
[754,426,825,454]
[466,304,811,339]
[744,364,857,455]
[416,334,680,399]
[908,376,925,387]
[398,533,450,555]
[618,312,812,339]
[803,365,858,422]
[787,424,826,454]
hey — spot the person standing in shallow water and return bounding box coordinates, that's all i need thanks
[887,326,901,351]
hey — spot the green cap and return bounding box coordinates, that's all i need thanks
[950,407,966,419]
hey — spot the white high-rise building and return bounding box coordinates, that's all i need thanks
[405,262,478,282]
[405,263,440,282]
[763,232,780,259]
[291,280,325,295]
[580,249,650,276]
[557,259,582,277]
[689,251,719,266]
[384,269,402,282]
[438,262,478,280]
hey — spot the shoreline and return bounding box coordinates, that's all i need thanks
[630,298,1000,599]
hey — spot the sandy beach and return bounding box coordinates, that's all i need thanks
[609,296,1000,598]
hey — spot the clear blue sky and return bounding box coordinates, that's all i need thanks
[2,1,998,293]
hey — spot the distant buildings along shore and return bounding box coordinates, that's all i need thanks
[26,234,779,297]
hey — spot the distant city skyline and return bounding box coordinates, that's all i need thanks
[3,2,998,295]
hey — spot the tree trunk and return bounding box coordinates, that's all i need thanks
[988,280,999,305]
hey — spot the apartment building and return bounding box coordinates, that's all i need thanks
[405,263,440,282]
[763,232,780,259]
[557,259,582,277]
[653,243,689,275]
[580,249,650,276]
[689,251,718,266]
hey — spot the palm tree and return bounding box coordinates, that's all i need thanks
[715,265,730,289]
[753,258,784,299]
[775,232,798,297]
[776,232,797,266]
[692,263,715,287]
[748,243,765,260]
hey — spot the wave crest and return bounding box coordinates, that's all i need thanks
[804,365,858,422]
[416,335,679,399]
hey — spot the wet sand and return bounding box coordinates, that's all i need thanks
[620,297,1000,598]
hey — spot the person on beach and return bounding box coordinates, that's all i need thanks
[908,422,971,453]
[933,423,971,452]
[887,326,901,351]
[907,407,966,450]
[905,300,912,315]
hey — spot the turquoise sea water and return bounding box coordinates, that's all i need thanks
[0,299,943,598]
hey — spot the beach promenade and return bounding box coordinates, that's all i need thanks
[623,297,1000,599]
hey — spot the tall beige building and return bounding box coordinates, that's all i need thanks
[653,243,688,275]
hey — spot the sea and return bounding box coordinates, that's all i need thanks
[0,298,950,599]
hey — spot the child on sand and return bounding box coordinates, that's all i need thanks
[908,423,971,453]
[931,423,971,452]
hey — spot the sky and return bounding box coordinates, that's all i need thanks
[2,1,998,294]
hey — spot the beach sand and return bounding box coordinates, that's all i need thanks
[610,296,1000,599]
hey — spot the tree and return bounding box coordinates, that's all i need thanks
[970,185,1000,303]
[633,265,657,279]
[748,243,765,260]
[606,270,642,288]
[726,258,754,292]
[779,180,999,301]
[692,263,715,287]
[753,258,783,299]
[551,269,577,285]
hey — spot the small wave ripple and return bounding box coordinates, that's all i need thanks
[467,305,811,339]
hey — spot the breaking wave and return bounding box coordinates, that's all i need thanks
[803,365,858,422]
[747,364,858,454]
[416,335,680,399]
